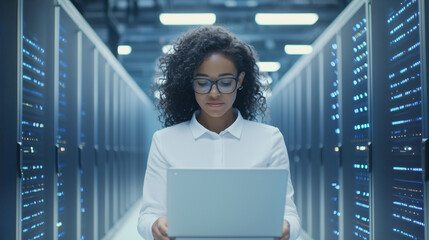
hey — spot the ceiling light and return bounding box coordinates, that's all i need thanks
[255,13,319,25]
[117,45,132,55]
[284,45,313,55]
[159,13,216,25]
[256,62,281,72]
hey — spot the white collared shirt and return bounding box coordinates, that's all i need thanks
[138,110,301,239]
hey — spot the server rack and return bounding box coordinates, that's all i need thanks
[79,33,96,240]
[281,84,289,149]
[19,1,57,239]
[96,54,107,238]
[304,66,312,233]
[369,0,425,239]
[420,1,429,238]
[93,49,101,240]
[322,36,341,240]
[294,76,303,224]
[309,59,322,238]
[104,63,112,233]
[56,8,79,239]
[340,5,370,239]
[0,1,20,238]
[288,82,297,190]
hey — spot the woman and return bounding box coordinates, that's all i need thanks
[137,25,300,240]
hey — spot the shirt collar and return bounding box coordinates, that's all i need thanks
[190,109,244,140]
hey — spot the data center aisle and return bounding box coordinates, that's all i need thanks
[106,198,313,240]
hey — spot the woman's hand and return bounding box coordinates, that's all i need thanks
[152,216,173,240]
[278,220,290,240]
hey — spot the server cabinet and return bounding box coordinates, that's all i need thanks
[304,66,313,233]
[79,33,96,240]
[340,5,370,239]
[129,93,137,204]
[112,72,120,224]
[1,1,20,239]
[421,0,429,238]
[281,86,289,149]
[294,78,303,222]
[370,0,425,239]
[105,64,113,231]
[322,36,341,240]
[96,54,107,238]
[117,79,126,217]
[309,56,322,239]
[288,82,297,189]
[298,72,310,232]
[56,7,79,239]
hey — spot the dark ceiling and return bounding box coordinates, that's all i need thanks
[71,0,350,97]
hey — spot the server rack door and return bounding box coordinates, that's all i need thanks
[370,0,425,238]
[339,5,370,239]
[304,67,313,233]
[303,66,312,235]
[298,72,310,232]
[318,52,326,240]
[288,82,297,190]
[79,33,96,240]
[420,0,429,238]
[96,55,107,239]
[129,93,137,204]
[128,88,134,206]
[105,64,113,230]
[56,7,79,240]
[124,85,130,210]
[322,36,341,240]
[92,49,100,240]
[294,77,303,222]
[1,1,20,239]
[281,86,289,149]
[112,73,119,224]
[309,56,322,239]
[119,80,126,217]
[137,99,147,194]
[21,0,57,237]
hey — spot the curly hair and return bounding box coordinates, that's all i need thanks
[154,25,267,127]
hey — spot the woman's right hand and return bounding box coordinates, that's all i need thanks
[152,216,173,240]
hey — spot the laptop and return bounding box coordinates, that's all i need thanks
[167,168,288,239]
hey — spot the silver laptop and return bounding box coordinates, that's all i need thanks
[167,168,288,239]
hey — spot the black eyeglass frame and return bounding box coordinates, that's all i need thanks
[190,73,241,94]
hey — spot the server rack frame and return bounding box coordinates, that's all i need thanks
[96,53,108,239]
[93,48,100,240]
[295,76,303,225]
[79,32,96,240]
[339,5,370,239]
[309,55,322,239]
[419,0,429,238]
[304,65,313,235]
[369,0,425,239]
[1,1,21,239]
[322,35,341,240]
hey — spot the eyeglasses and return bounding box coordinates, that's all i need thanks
[190,76,239,94]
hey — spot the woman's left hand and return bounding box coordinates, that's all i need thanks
[278,220,290,240]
